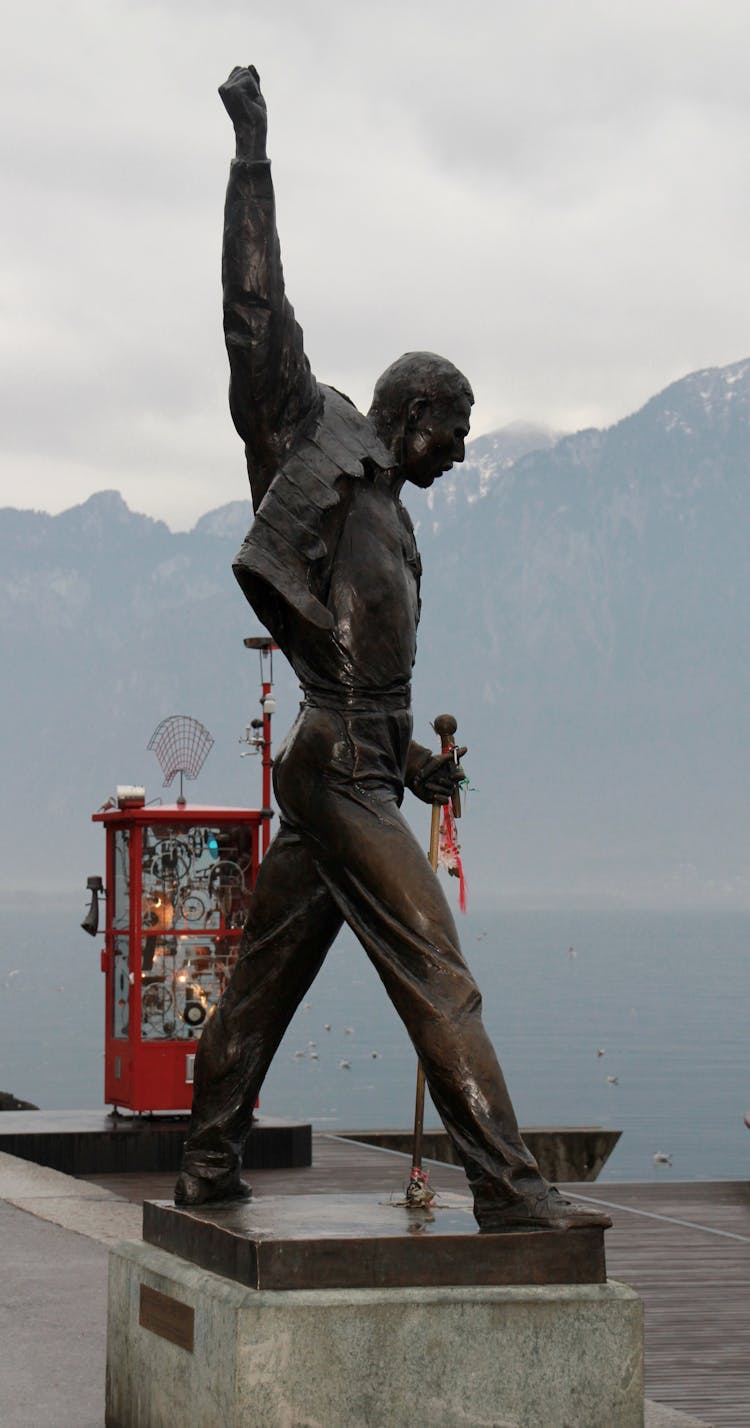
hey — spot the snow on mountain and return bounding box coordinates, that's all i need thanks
[423,421,563,532]
[192,500,252,540]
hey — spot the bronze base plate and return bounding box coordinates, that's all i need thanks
[143,1193,606,1290]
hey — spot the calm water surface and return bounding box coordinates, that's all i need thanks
[1,894,747,1183]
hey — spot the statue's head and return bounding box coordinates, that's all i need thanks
[368,352,474,488]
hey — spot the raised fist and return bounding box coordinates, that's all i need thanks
[219,65,268,160]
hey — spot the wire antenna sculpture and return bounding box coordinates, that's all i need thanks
[147,716,214,805]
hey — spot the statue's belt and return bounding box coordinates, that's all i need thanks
[303,686,412,714]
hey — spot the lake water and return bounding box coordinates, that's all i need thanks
[1,892,747,1184]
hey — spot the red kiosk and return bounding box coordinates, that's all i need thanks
[83,639,276,1115]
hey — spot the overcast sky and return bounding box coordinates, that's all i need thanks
[2,0,749,529]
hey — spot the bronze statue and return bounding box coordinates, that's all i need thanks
[175,66,608,1234]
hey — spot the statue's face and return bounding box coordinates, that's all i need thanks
[402,390,473,488]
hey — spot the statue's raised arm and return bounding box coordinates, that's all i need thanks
[219,66,317,510]
[178,63,613,1251]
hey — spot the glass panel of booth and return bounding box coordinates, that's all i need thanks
[138,823,252,1041]
[112,829,130,929]
[113,935,130,1038]
[140,934,239,1040]
[140,823,254,932]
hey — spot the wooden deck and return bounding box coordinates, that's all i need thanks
[87,1133,749,1427]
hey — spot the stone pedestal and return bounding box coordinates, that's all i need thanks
[106,1238,643,1428]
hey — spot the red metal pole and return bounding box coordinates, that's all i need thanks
[261,678,272,856]
[243,638,277,859]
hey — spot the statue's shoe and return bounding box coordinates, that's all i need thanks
[475,1185,612,1233]
[173,1171,252,1208]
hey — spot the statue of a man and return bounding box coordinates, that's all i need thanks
[175,67,607,1234]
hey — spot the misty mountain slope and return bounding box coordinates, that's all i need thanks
[407,359,750,898]
[186,420,563,546]
[0,491,297,887]
[421,420,562,530]
[1,358,748,903]
[424,357,750,687]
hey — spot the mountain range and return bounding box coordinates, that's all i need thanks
[2,358,748,906]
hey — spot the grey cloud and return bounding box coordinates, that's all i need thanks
[2,1,750,526]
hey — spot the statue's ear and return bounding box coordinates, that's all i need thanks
[406,397,429,429]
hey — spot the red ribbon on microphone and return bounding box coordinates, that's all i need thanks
[438,803,467,912]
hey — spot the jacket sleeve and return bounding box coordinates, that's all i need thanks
[222,157,318,511]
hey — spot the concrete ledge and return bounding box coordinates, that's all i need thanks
[0,1150,142,1245]
[107,1240,644,1428]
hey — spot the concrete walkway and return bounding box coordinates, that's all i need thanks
[0,1152,139,1428]
[0,1151,711,1427]
[0,1202,108,1428]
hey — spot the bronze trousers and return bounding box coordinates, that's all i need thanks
[180,704,541,1206]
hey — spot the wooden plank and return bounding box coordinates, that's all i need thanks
[575,1178,750,1427]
